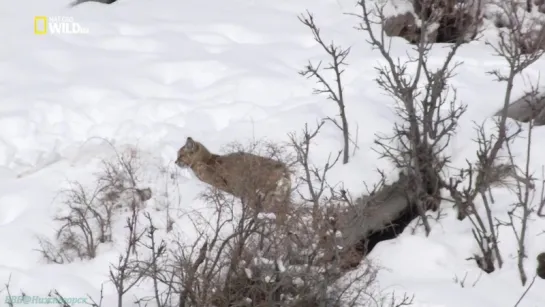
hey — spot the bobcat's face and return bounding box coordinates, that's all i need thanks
[175,137,199,168]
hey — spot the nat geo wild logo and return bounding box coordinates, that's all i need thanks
[34,16,90,35]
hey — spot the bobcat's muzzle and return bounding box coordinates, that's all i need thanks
[175,158,187,168]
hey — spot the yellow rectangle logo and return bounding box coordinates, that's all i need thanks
[34,16,48,35]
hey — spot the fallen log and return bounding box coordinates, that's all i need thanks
[333,171,438,268]
[494,91,545,126]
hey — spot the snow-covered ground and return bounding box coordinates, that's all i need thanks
[0,0,544,306]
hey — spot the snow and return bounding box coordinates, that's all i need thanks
[0,0,544,306]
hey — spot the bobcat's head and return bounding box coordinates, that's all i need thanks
[175,137,202,168]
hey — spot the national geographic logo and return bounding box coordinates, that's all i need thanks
[34,16,90,35]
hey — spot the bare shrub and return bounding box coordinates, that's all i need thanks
[287,121,384,270]
[294,2,452,266]
[36,146,151,264]
[155,162,182,233]
[486,0,545,54]
[157,187,383,307]
[299,12,355,164]
[27,134,414,307]
[31,144,156,307]
[453,271,482,288]
[287,122,341,218]
[495,86,542,285]
[443,0,544,275]
[108,201,150,307]
[167,139,358,306]
[349,0,544,279]
[353,0,468,237]
[134,137,403,307]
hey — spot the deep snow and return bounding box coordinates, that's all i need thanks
[0,0,544,306]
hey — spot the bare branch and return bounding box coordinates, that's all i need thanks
[299,11,353,164]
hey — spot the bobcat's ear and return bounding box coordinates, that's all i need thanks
[185,137,196,150]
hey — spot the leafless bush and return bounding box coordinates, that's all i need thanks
[30,144,156,307]
[450,123,519,273]
[372,292,415,307]
[26,132,412,307]
[486,0,545,54]
[171,140,351,306]
[453,271,482,288]
[493,85,543,285]
[288,121,342,217]
[158,189,387,307]
[36,146,152,264]
[348,0,544,278]
[295,0,471,264]
[133,212,169,307]
[299,12,355,165]
[155,162,184,233]
[293,5,438,265]
[127,137,402,307]
[287,120,387,270]
[444,0,544,275]
[354,0,467,236]
[108,200,151,307]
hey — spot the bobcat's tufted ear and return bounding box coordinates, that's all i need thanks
[185,137,196,150]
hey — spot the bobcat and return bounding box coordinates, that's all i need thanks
[175,137,292,219]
